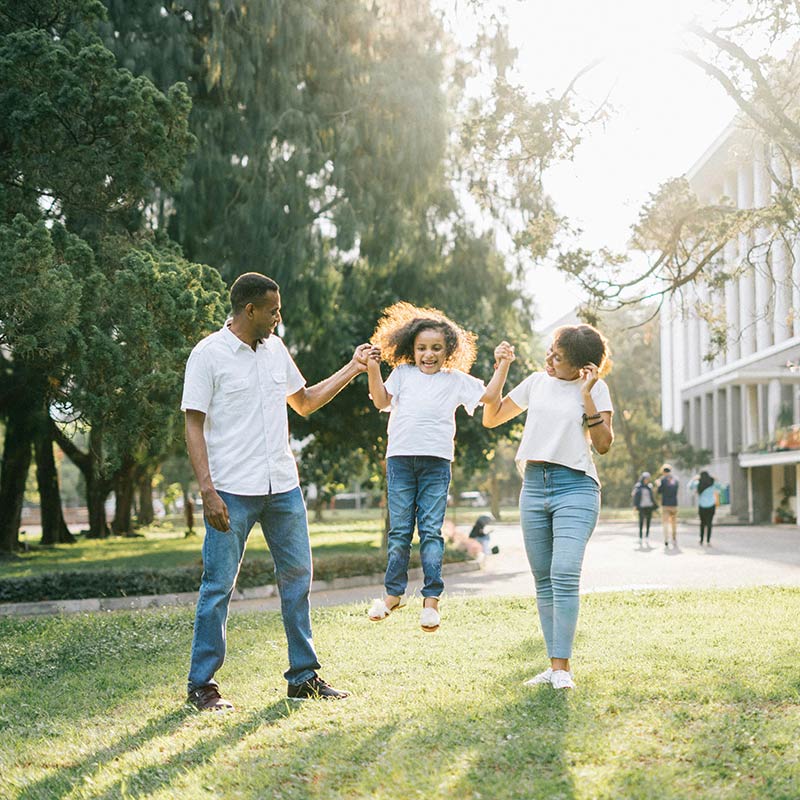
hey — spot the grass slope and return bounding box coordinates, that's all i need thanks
[1,588,798,799]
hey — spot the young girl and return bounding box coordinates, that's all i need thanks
[366,302,514,632]
[483,324,613,689]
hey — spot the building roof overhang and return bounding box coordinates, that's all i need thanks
[739,449,800,468]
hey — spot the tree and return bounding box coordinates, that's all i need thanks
[550,1,800,355]
[0,0,223,549]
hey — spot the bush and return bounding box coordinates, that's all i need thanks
[0,548,468,603]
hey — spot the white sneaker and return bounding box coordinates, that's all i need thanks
[420,606,440,632]
[523,668,553,686]
[550,669,576,690]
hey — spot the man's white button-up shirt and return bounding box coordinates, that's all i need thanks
[181,324,306,495]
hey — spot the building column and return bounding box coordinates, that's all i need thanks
[660,306,674,430]
[792,166,800,338]
[672,298,685,433]
[767,379,783,437]
[745,384,759,447]
[753,151,773,351]
[712,389,722,458]
[737,161,756,356]
[722,172,741,360]
[771,150,791,343]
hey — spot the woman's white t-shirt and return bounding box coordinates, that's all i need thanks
[507,372,613,485]
[381,364,486,461]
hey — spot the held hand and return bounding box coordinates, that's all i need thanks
[351,343,372,373]
[202,489,230,533]
[579,362,599,394]
[494,341,515,365]
[367,345,382,363]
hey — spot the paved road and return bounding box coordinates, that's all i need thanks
[231,520,800,614]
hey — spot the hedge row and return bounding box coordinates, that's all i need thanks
[0,549,468,604]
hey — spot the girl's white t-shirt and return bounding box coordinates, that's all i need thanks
[507,372,613,485]
[381,364,486,461]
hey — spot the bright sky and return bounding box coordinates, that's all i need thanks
[444,0,740,327]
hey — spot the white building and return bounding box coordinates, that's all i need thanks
[660,122,800,525]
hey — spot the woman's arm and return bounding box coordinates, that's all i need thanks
[580,363,614,454]
[480,341,515,404]
[482,395,524,428]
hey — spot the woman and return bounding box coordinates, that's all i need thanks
[632,472,657,544]
[483,324,613,690]
[688,470,719,545]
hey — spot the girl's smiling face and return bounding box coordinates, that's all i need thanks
[414,328,447,374]
[545,341,581,381]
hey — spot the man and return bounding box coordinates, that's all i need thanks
[656,464,680,549]
[181,272,370,710]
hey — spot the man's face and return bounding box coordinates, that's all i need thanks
[250,290,281,339]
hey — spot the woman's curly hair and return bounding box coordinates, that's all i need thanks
[371,302,477,372]
[553,324,613,377]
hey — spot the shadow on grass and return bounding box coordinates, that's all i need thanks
[17,701,300,800]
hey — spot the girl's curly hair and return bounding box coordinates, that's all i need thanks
[371,302,477,372]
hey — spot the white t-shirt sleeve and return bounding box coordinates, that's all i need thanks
[181,346,214,413]
[456,371,487,416]
[507,373,537,411]
[382,367,402,412]
[590,379,613,413]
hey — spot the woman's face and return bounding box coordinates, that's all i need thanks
[544,341,581,381]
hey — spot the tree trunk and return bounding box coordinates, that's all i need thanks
[137,468,155,526]
[35,415,75,546]
[54,423,111,538]
[111,460,136,535]
[0,405,34,554]
[488,470,502,521]
[183,486,195,536]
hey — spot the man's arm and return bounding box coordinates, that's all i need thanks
[185,409,230,532]
[287,343,371,417]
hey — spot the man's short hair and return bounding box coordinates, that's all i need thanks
[230,273,279,314]
[661,464,672,473]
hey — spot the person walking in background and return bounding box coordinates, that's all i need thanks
[365,301,514,632]
[631,471,657,545]
[483,323,614,691]
[656,464,680,549]
[689,470,720,546]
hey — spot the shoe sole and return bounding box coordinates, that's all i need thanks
[421,625,439,633]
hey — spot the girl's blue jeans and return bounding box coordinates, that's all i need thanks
[385,455,451,599]
[187,487,320,692]
[520,462,600,659]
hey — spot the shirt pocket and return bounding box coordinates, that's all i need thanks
[221,378,251,409]
[267,364,288,394]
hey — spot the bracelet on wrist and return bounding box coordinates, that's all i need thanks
[582,412,602,424]
[587,419,604,428]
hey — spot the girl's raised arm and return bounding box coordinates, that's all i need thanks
[366,346,392,410]
[482,341,524,427]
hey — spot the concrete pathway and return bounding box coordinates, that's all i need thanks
[229,520,800,614]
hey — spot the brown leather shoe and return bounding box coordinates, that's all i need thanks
[186,684,234,712]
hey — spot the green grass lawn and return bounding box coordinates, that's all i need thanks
[2,587,798,799]
[3,519,386,579]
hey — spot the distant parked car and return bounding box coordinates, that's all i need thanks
[458,491,488,507]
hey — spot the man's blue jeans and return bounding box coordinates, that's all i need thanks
[520,462,600,659]
[385,455,451,599]
[187,487,320,691]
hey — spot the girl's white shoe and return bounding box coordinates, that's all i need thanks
[420,606,440,632]
[367,598,403,621]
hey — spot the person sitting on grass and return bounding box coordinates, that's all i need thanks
[365,301,515,632]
